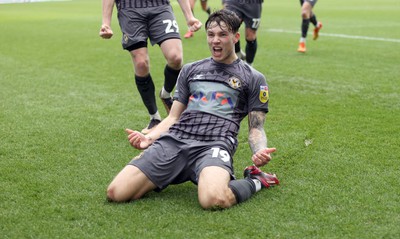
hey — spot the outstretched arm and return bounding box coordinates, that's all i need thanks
[177,0,203,32]
[99,0,114,39]
[248,111,276,167]
[126,101,187,150]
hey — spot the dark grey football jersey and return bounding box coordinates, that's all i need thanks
[169,58,270,148]
[115,0,170,10]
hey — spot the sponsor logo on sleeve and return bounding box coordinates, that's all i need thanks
[259,85,269,103]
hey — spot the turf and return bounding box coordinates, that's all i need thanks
[1,0,399,238]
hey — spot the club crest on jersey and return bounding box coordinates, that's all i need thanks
[228,77,242,89]
[259,85,269,103]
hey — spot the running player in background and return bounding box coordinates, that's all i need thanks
[184,0,212,38]
[223,0,263,65]
[99,0,202,134]
[106,9,280,209]
[298,0,323,53]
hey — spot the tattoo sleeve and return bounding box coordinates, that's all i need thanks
[248,111,267,154]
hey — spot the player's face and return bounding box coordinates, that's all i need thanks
[206,21,240,64]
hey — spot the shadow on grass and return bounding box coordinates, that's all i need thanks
[102,182,200,209]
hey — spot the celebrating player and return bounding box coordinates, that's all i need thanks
[99,0,202,134]
[106,9,279,210]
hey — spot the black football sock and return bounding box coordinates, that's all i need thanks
[301,18,310,38]
[310,14,318,26]
[164,65,180,93]
[206,7,211,15]
[235,40,241,53]
[135,74,157,115]
[245,38,257,64]
[228,178,256,204]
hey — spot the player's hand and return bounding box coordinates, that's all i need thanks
[125,129,151,150]
[251,148,276,167]
[187,18,202,32]
[99,24,113,39]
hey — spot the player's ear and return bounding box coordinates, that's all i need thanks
[234,32,240,43]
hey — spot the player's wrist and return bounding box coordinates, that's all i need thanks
[145,135,153,143]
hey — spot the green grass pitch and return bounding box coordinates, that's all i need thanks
[0,0,399,238]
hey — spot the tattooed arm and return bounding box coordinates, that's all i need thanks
[248,111,276,167]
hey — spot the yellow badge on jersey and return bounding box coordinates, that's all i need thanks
[259,86,269,103]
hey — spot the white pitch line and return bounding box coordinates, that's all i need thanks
[267,28,400,43]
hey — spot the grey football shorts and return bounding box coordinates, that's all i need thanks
[224,0,262,30]
[300,0,318,7]
[129,134,236,192]
[117,4,181,50]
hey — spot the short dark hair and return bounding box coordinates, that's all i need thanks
[205,9,241,33]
